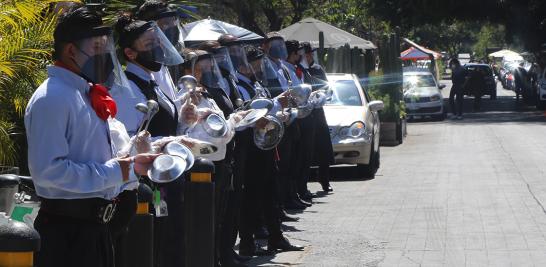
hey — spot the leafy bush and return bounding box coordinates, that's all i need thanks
[365,70,405,121]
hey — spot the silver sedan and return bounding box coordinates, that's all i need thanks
[324,74,384,178]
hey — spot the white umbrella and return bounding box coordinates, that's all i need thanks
[182,17,263,46]
[488,49,520,58]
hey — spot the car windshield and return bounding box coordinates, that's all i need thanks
[403,74,436,89]
[465,65,493,76]
[325,79,362,106]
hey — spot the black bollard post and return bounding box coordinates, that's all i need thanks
[0,214,40,267]
[124,183,154,267]
[185,157,215,267]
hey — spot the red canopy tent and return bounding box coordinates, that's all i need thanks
[401,38,443,79]
[401,47,431,61]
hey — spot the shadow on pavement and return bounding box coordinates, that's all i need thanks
[410,96,545,125]
[309,165,377,182]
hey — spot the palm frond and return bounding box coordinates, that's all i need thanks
[0,119,17,166]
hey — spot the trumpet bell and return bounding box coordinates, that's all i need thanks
[249,98,274,112]
[235,108,269,129]
[253,115,284,150]
[147,155,187,184]
[163,142,195,171]
[202,113,228,138]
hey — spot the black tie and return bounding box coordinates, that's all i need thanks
[143,80,159,102]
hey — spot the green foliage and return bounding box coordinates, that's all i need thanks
[0,0,64,166]
[472,23,506,59]
[100,0,203,24]
[365,0,546,52]
[408,21,480,57]
[366,70,405,121]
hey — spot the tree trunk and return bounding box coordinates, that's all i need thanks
[262,5,283,31]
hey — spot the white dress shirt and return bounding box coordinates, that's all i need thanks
[114,63,177,135]
[25,66,127,200]
[152,66,180,109]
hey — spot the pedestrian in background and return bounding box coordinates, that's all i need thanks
[449,58,466,119]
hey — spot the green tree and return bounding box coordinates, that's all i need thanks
[472,23,506,59]
[0,0,63,167]
[365,0,546,52]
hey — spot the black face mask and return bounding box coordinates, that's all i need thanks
[201,71,219,88]
[230,55,241,69]
[136,46,164,72]
[269,46,286,60]
[163,27,180,46]
[80,53,114,85]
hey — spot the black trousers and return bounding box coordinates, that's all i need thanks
[214,158,232,261]
[34,210,114,267]
[220,131,250,261]
[108,190,137,267]
[240,144,282,245]
[449,87,464,116]
[153,177,185,267]
[276,122,300,204]
[295,114,317,194]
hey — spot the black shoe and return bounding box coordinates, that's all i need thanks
[232,251,252,263]
[284,199,306,210]
[280,211,299,222]
[295,196,312,207]
[299,191,316,201]
[320,182,333,192]
[220,257,248,267]
[268,235,304,252]
[254,226,269,239]
[239,242,272,257]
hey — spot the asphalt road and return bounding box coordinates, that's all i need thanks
[246,80,546,266]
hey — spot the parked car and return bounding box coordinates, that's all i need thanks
[324,73,384,178]
[402,71,446,120]
[463,63,497,99]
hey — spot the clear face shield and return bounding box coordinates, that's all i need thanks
[298,48,309,69]
[213,46,237,81]
[227,44,252,77]
[132,22,184,67]
[308,50,319,66]
[266,38,288,60]
[155,14,185,50]
[251,56,278,87]
[73,33,132,96]
[195,54,226,89]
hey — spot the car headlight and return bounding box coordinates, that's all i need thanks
[430,94,442,102]
[339,121,366,138]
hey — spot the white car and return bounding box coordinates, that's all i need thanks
[403,71,446,120]
[324,73,384,178]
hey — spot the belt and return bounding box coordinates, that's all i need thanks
[40,197,118,224]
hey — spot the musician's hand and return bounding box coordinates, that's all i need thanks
[186,86,205,104]
[177,136,198,148]
[276,111,289,123]
[132,153,160,176]
[276,94,289,108]
[181,102,198,125]
[197,108,217,121]
[255,117,269,129]
[135,131,152,153]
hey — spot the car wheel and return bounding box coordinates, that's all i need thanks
[356,142,380,179]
